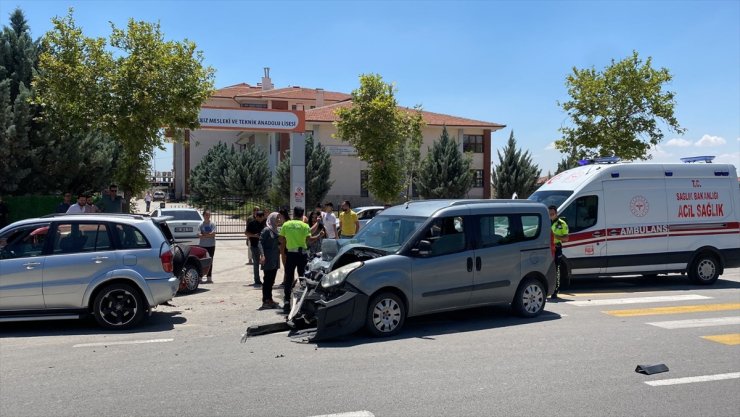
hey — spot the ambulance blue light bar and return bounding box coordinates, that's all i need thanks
[578,156,621,166]
[680,156,715,163]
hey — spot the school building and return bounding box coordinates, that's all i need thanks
[173,69,506,205]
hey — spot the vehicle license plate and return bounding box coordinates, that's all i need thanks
[174,227,193,232]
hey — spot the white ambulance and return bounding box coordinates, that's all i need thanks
[529,157,740,285]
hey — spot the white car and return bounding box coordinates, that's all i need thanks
[151,208,203,245]
[353,206,385,230]
[153,190,166,201]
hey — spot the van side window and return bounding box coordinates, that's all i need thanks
[423,216,466,256]
[561,195,598,233]
[480,215,512,247]
[521,215,541,239]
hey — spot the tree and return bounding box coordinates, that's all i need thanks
[555,51,684,161]
[555,156,579,175]
[269,135,334,209]
[224,145,271,200]
[335,74,424,204]
[189,142,229,204]
[491,131,541,199]
[35,9,214,207]
[416,126,473,199]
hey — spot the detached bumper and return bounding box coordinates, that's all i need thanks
[292,286,368,342]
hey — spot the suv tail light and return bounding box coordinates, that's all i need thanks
[160,249,174,273]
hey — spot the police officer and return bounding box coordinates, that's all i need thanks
[278,207,320,310]
[549,205,569,298]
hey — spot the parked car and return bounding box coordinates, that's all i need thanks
[153,190,166,201]
[289,199,557,341]
[150,208,203,245]
[152,218,211,294]
[0,213,179,329]
[353,206,385,230]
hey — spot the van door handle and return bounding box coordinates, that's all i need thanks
[92,256,109,263]
[23,262,41,269]
[592,231,602,237]
[476,257,482,271]
[467,257,473,272]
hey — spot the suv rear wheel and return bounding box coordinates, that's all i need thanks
[92,283,145,329]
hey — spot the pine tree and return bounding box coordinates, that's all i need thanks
[269,135,334,208]
[416,126,473,199]
[189,142,229,204]
[224,144,271,200]
[491,131,541,199]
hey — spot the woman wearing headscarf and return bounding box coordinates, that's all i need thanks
[257,212,283,309]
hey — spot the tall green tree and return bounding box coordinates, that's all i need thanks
[335,74,425,204]
[416,126,473,199]
[269,135,334,209]
[224,145,271,200]
[555,51,684,160]
[492,131,541,199]
[189,142,229,204]
[34,9,215,207]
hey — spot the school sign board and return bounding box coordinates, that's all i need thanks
[198,106,305,132]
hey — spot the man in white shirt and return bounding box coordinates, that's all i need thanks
[66,193,88,214]
[322,202,338,239]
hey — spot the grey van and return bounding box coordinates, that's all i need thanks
[289,200,556,340]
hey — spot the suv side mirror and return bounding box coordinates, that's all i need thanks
[412,240,432,257]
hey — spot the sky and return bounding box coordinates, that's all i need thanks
[4,0,739,174]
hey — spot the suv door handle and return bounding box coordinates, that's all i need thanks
[23,262,41,269]
[92,256,109,263]
[466,257,473,272]
[476,257,482,271]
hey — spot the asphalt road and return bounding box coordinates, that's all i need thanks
[1,238,739,417]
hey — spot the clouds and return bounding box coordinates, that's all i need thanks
[665,138,692,147]
[545,141,557,150]
[695,134,727,147]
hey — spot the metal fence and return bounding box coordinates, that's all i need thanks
[190,198,277,235]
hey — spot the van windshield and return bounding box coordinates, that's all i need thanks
[350,215,427,252]
[528,190,574,209]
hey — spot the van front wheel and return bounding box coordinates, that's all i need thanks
[688,254,720,285]
[365,292,405,337]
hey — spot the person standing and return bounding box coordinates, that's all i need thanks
[278,207,319,310]
[198,210,217,283]
[85,195,100,213]
[549,205,569,299]
[338,200,359,239]
[56,192,72,213]
[276,206,290,288]
[0,196,9,228]
[100,184,123,213]
[307,207,326,256]
[322,202,338,239]
[257,212,283,309]
[66,193,88,214]
[245,206,261,265]
[144,191,152,212]
[245,210,266,287]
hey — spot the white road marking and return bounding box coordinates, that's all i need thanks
[645,372,740,386]
[566,294,711,307]
[73,338,174,348]
[647,316,740,329]
[309,412,375,417]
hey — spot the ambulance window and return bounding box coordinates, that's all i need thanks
[561,196,598,233]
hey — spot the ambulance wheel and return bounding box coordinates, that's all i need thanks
[688,253,720,285]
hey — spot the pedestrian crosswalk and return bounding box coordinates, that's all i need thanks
[564,293,740,346]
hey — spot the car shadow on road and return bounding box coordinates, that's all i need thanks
[298,306,562,348]
[0,311,187,338]
[562,275,740,295]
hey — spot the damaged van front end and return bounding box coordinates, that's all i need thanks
[287,243,387,341]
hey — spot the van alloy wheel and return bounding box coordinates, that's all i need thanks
[513,278,546,318]
[365,292,406,337]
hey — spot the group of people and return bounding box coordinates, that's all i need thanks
[244,200,360,310]
[56,184,124,214]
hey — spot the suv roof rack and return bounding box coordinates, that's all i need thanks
[41,213,146,220]
[680,155,715,163]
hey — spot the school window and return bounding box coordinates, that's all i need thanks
[240,102,268,109]
[472,170,484,188]
[463,134,484,153]
[291,105,297,110]
[360,170,369,197]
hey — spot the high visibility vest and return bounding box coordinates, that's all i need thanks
[551,218,569,245]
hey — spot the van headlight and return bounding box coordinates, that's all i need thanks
[321,261,362,288]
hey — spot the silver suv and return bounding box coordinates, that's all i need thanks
[291,200,557,340]
[0,214,179,329]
